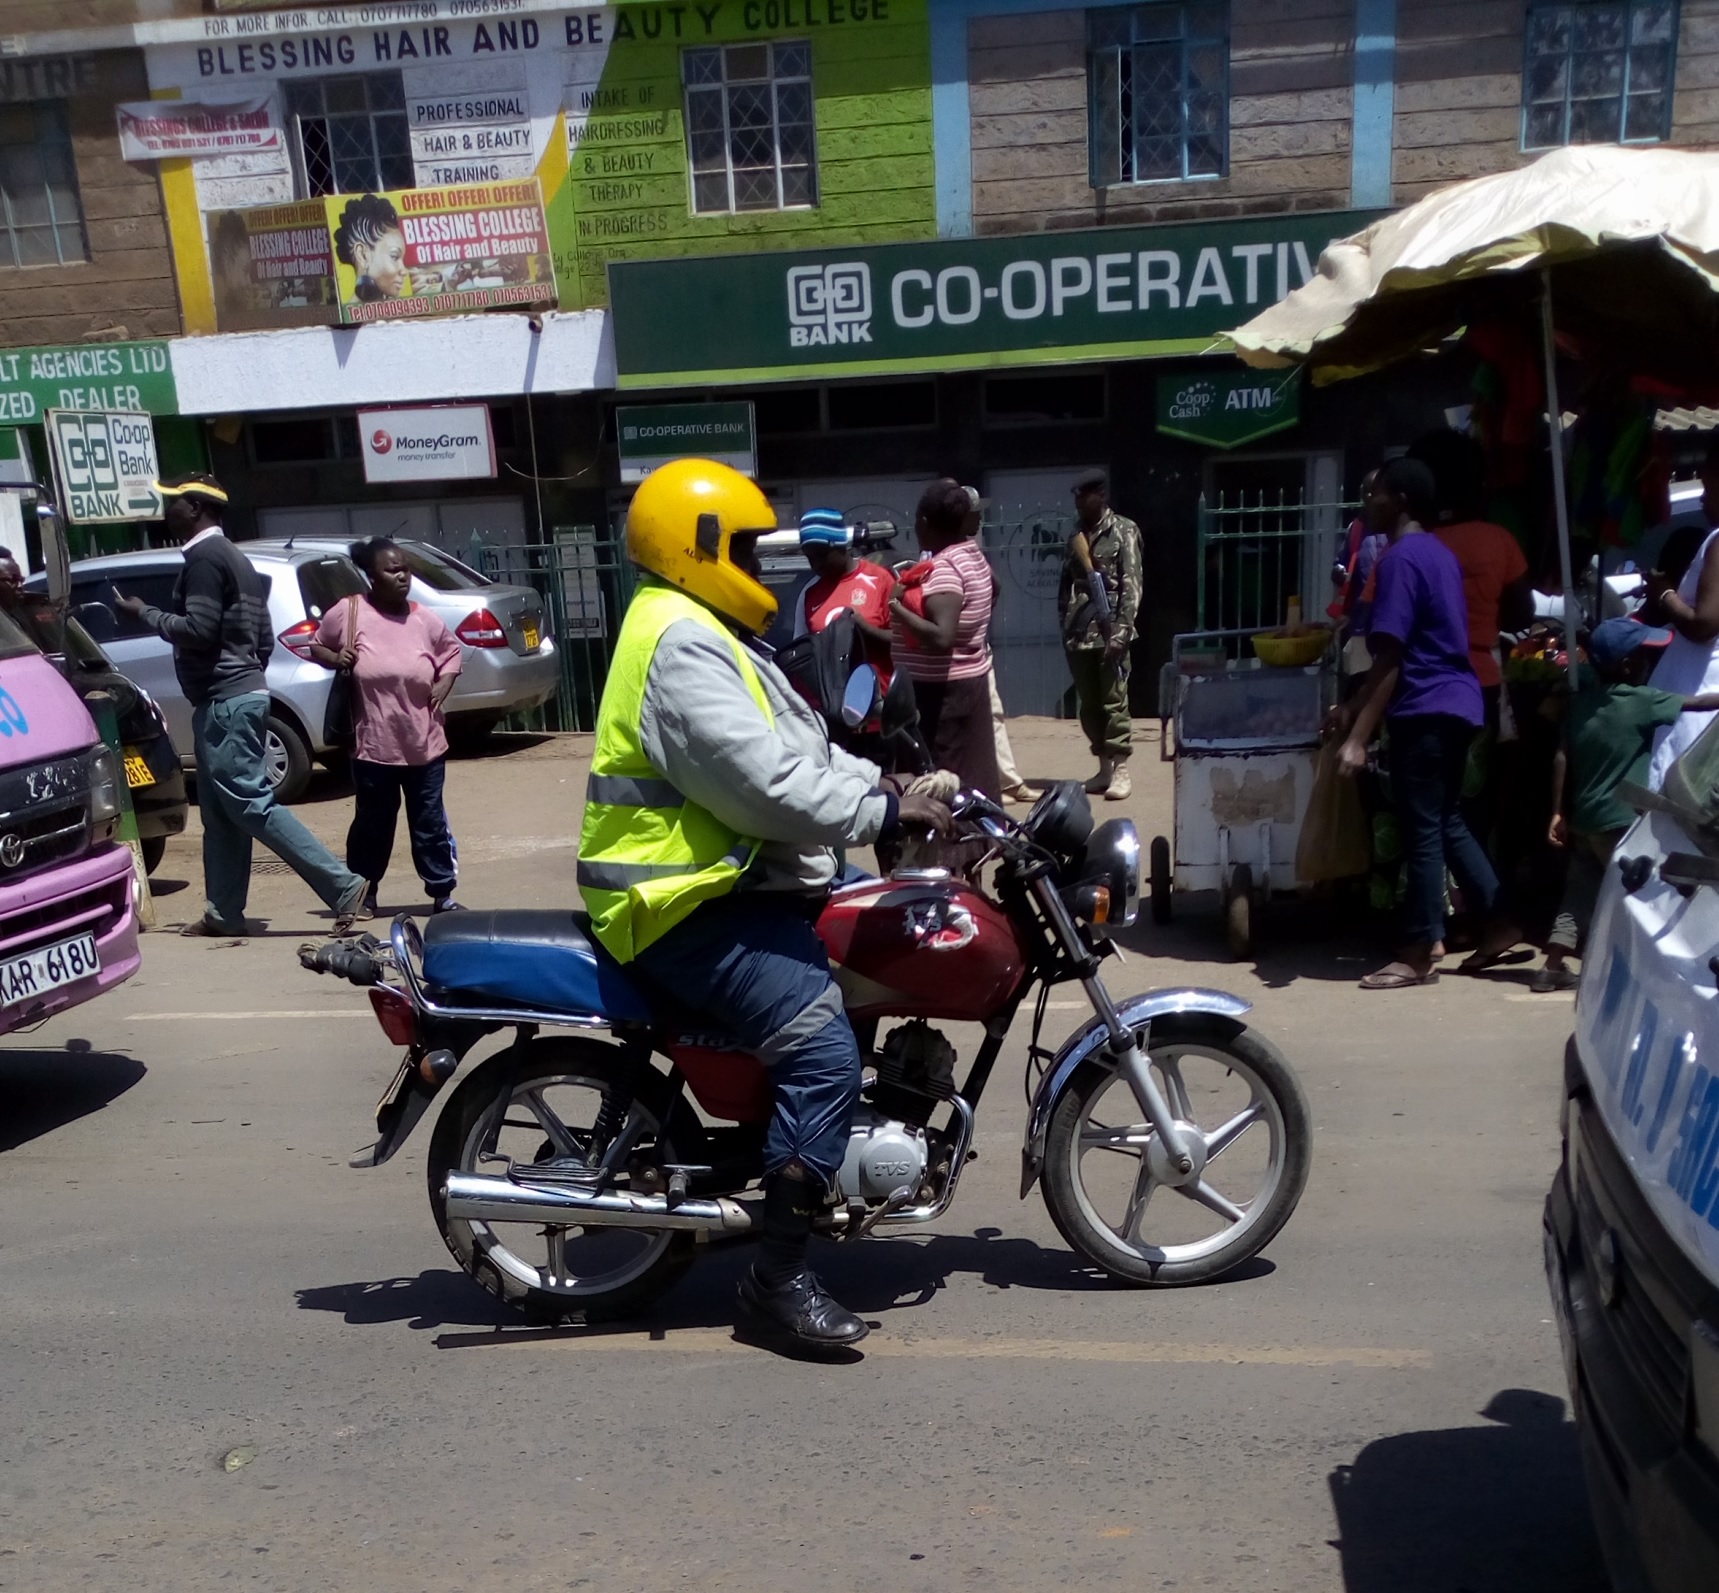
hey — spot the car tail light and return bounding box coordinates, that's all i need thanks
[278,619,320,660]
[456,608,509,648]
[370,985,418,1046]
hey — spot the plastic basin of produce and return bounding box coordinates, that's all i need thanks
[1251,628,1331,668]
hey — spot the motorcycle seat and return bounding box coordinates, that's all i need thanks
[419,909,654,1026]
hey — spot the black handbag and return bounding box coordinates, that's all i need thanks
[322,594,361,749]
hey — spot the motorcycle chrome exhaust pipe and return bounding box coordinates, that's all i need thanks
[443,1172,760,1234]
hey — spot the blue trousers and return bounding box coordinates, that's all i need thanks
[348,756,458,899]
[1387,712,1501,945]
[192,692,364,929]
[629,893,860,1184]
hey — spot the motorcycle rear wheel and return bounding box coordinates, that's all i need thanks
[1041,1015,1310,1286]
[427,1037,695,1324]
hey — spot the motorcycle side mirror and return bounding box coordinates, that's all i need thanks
[880,669,919,739]
[841,664,878,729]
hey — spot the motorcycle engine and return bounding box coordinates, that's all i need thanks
[837,1104,930,1203]
[834,1020,957,1204]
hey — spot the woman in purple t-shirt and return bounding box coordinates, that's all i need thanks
[1325,458,1520,989]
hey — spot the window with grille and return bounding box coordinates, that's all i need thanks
[285,73,413,196]
[1088,3,1229,187]
[1522,2,1679,148]
[0,100,88,269]
[683,41,817,214]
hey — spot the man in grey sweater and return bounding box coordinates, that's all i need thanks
[116,474,365,936]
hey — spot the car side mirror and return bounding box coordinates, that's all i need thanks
[840,664,877,729]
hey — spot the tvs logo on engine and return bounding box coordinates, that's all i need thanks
[370,430,394,455]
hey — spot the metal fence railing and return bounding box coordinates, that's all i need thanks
[477,525,634,732]
[1197,493,1358,637]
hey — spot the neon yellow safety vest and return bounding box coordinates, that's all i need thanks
[577,580,774,963]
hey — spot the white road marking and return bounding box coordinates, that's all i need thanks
[129,1009,371,1020]
[454,1327,1432,1368]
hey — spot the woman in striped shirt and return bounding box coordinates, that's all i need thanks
[889,479,1002,799]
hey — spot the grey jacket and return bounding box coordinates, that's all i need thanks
[638,615,890,893]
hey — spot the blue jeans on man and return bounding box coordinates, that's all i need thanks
[628,891,860,1184]
[192,692,365,930]
[1387,712,1501,946]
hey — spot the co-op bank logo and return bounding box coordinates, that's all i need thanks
[787,262,872,347]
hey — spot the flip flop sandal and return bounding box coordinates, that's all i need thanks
[1456,947,1533,974]
[1359,962,1439,990]
[180,915,245,938]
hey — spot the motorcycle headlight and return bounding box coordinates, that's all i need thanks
[86,745,122,826]
[1066,819,1140,930]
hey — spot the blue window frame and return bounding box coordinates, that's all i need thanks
[1088,3,1229,187]
[1522,1,1680,149]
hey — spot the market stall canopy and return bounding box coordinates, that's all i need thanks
[1228,145,1719,390]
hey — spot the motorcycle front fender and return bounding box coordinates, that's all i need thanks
[1018,987,1252,1197]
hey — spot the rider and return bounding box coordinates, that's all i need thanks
[578,459,950,1351]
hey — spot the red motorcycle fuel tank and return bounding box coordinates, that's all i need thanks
[817,873,1028,1022]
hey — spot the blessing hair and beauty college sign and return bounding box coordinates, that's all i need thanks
[608,210,1378,387]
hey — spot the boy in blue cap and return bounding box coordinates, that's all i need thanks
[1539,616,1719,991]
[791,507,895,680]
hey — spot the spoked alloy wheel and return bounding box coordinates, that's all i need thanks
[427,1039,694,1322]
[1042,1016,1310,1285]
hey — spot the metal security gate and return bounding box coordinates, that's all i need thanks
[1196,493,1357,637]
[478,527,634,732]
[982,508,1074,718]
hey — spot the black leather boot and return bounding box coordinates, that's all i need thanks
[738,1171,868,1351]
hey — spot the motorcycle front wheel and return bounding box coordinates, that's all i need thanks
[427,1037,695,1323]
[1041,1015,1311,1286]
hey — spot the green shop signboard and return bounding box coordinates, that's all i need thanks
[0,341,177,423]
[609,210,1377,386]
[617,402,756,482]
[1157,368,1301,449]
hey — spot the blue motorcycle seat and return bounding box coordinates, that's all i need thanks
[420,909,654,1025]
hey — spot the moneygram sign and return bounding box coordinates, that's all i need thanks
[608,210,1380,387]
[359,405,495,484]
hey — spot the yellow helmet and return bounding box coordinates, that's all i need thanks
[625,458,779,635]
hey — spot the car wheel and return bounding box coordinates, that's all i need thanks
[265,713,312,803]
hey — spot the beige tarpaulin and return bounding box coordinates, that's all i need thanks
[1229,145,1719,389]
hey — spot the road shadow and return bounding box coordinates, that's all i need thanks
[295,1270,517,1331]
[0,1040,146,1152]
[455,732,558,762]
[1329,1388,1607,1593]
[1113,889,1390,988]
[300,1225,1276,1346]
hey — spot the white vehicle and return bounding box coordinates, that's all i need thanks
[1545,721,1719,1593]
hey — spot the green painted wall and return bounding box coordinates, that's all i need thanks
[549,0,935,309]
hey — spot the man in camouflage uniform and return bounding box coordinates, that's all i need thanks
[1059,469,1142,801]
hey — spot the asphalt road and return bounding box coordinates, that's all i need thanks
[0,723,1603,1593]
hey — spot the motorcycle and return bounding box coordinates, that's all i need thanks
[308,669,1311,1323]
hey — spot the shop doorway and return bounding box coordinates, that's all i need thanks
[1199,452,1344,633]
[984,466,1102,717]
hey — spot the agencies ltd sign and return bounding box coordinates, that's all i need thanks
[609,210,1380,386]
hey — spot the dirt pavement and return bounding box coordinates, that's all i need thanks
[0,719,1597,1593]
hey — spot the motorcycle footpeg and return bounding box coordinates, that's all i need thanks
[662,1164,713,1210]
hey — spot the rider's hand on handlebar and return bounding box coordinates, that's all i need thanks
[898,792,953,836]
[905,768,959,803]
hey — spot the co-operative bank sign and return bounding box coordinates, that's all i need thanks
[609,210,1380,386]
